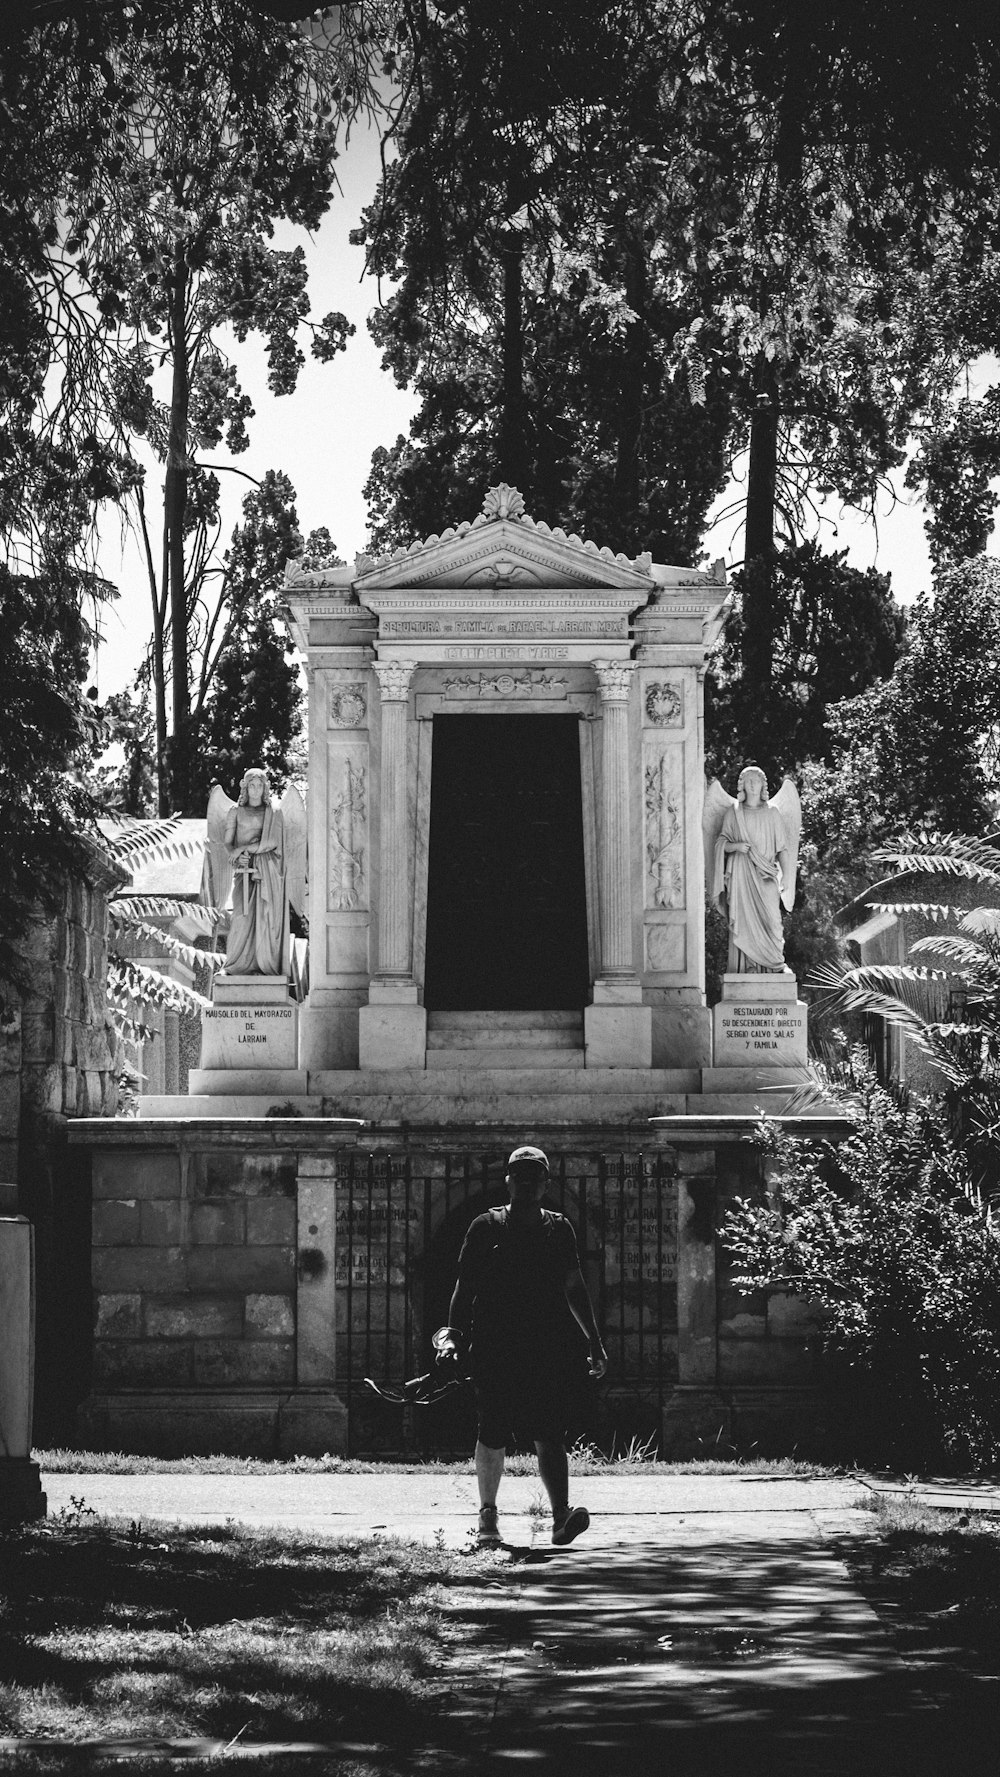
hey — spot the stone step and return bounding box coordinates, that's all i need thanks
[426,1025,582,1050]
[425,1046,584,1070]
[311,1066,701,1095]
[427,1010,583,1032]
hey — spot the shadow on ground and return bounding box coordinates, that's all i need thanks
[444,1531,999,1776]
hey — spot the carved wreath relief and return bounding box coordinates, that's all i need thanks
[329,756,367,909]
[644,680,683,727]
[328,684,367,728]
[644,747,685,909]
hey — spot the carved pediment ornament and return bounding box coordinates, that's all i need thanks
[355,486,655,593]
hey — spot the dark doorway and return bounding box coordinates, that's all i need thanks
[423,714,590,1009]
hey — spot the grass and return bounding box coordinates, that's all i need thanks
[37,1447,837,1478]
[0,1511,498,1774]
[848,1493,1000,1671]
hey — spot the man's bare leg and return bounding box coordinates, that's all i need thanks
[475,1441,505,1543]
[476,1440,506,1506]
[536,1438,590,1545]
[534,1439,568,1516]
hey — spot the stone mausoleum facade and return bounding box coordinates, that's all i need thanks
[68,489,845,1459]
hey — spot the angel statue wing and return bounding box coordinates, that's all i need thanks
[702,777,735,904]
[201,783,236,920]
[771,777,802,911]
[280,785,308,925]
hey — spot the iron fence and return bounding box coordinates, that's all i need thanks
[333,1148,679,1455]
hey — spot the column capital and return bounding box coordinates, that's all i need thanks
[593,659,636,703]
[373,659,415,701]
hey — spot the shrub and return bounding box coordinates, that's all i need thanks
[722,1062,1000,1471]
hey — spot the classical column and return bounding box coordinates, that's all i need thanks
[373,659,415,980]
[593,659,637,977]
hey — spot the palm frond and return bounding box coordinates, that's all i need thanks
[109,897,224,930]
[873,831,1000,885]
[107,958,212,1015]
[117,920,227,973]
[869,902,963,922]
[908,933,1000,973]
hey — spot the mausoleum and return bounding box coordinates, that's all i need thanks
[68,488,845,1460]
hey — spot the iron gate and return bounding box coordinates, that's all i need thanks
[333,1149,679,1455]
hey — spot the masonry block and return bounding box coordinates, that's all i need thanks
[93,1294,142,1338]
[245,1198,296,1246]
[191,1201,246,1245]
[245,1293,295,1338]
[92,1339,194,1387]
[191,1338,294,1388]
[92,1246,186,1292]
[145,1296,243,1340]
[186,1246,294,1291]
[140,1200,183,1246]
[93,1152,180,1200]
[92,1199,142,1246]
[195,1153,297,1199]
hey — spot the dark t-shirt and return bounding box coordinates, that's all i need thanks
[457,1207,581,1374]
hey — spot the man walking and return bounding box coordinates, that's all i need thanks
[436,1146,608,1546]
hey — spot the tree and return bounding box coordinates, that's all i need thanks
[705,540,902,784]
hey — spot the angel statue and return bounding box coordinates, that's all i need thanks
[201,769,307,978]
[703,767,801,973]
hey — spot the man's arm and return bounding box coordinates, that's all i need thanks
[564,1268,608,1377]
[436,1230,480,1363]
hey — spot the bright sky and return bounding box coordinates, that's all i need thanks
[90,119,990,699]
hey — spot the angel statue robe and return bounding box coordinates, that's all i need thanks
[224,802,286,975]
[714,802,789,972]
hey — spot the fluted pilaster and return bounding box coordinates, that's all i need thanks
[594,659,637,975]
[373,660,415,977]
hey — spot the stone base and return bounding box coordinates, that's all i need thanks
[0,1457,46,1521]
[712,972,807,1068]
[77,1389,348,1458]
[584,1003,653,1068]
[358,1003,427,1070]
[213,975,294,1006]
[661,1386,834,1459]
[187,1068,309,1098]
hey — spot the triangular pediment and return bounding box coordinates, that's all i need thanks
[354,486,654,594]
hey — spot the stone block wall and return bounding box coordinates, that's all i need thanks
[88,1149,298,1433]
[1,845,128,1443]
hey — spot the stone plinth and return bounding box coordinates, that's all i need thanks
[0,1217,46,1520]
[200,976,298,1074]
[712,973,808,1068]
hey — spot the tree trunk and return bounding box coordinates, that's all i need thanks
[742,355,780,695]
[498,227,526,490]
[164,244,190,813]
[613,235,646,531]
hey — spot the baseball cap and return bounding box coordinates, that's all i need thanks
[506,1146,549,1172]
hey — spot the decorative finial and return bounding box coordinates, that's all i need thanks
[481,483,526,522]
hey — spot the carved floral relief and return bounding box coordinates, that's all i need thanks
[644,744,686,910]
[441,670,569,698]
[328,752,367,910]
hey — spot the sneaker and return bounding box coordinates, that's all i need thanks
[477,1504,502,1545]
[552,1505,590,1546]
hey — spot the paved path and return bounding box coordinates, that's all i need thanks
[39,1472,998,1773]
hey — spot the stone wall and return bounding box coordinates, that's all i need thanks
[69,1123,841,1460]
[1,842,128,1441]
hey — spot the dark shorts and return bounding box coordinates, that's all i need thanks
[473,1356,568,1449]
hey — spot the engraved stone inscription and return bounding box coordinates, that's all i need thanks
[444,644,571,661]
[713,1001,808,1066]
[200,1005,298,1070]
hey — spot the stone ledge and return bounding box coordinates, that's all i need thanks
[77,1389,348,1458]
